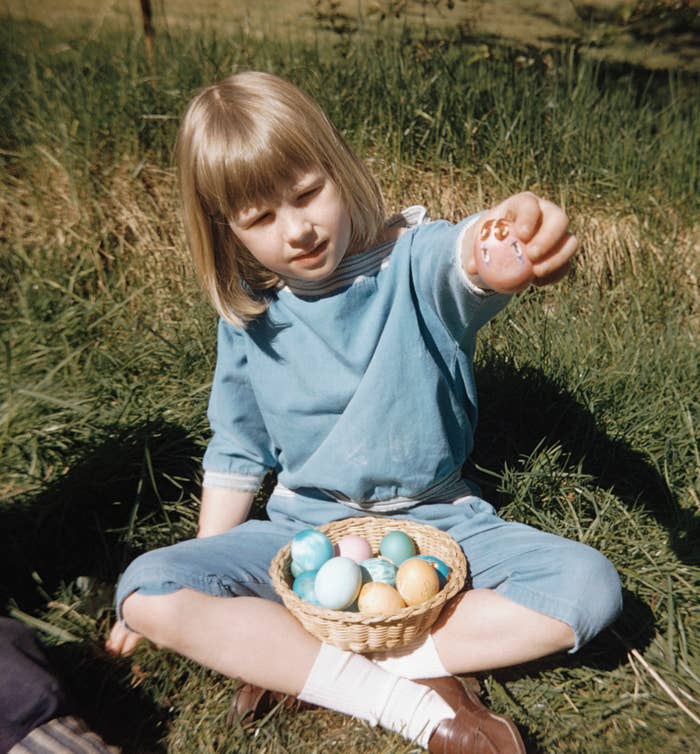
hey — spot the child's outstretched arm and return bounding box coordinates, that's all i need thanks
[461,191,578,293]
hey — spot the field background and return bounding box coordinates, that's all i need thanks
[1,1,699,753]
[4,0,700,72]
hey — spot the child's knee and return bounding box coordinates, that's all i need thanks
[568,545,623,648]
[115,545,190,621]
[120,590,182,646]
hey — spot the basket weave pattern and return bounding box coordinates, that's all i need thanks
[269,516,468,653]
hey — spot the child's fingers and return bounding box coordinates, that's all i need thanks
[532,260,572,288]
[496,192,541,240]
[525,201,571,262]
[531,232,578,281]
[105,621,144,656]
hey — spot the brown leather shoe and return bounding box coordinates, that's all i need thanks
[417,676,526,754]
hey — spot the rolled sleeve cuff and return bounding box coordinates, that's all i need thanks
[454,214,497,297]
[202,470,264,492]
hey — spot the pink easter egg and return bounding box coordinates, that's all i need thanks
[474,218,533,293]
[336,535,373,564]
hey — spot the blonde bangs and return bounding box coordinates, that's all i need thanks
[193,110,322,222]
[176,71,385,326]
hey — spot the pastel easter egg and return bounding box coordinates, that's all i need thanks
[336,535,373,563]
[314,557,363,610]
[380,530,417,566]
[290,560,304,578]
[360,557,398,586]
[396,558,440,606]
[291,529,334,572]
[474,217,533,293]
[357,582,406,616]
[414,555,450,588]
[292,570,319,604]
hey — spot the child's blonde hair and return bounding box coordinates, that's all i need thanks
[176,71,386,326]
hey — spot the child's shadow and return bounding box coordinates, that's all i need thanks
[0,420,209,753]
[468,356,696,668]
[472,356,696,564]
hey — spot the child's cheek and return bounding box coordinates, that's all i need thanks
[474,218,533,293]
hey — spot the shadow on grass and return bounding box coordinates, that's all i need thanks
[2,355,692,750]
[0,421,204,612]
[0,420,206,753]
[470,356,698,566]
[472,589,655,752]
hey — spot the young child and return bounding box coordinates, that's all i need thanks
[106,71,623,753]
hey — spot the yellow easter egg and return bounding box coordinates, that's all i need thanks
[357,582,406,616]
[396,558,440,606]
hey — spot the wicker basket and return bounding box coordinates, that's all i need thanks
[269,516,468,653]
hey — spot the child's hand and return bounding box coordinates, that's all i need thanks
[464,192,578,293]
[105,620,144,656]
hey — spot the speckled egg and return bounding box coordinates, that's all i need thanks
[292,570,319,604]
[396,558,440,606]
[290,529,334,572]
[357,582,406,615]
[360,557,398,586]
[379,530,417,566]
[415,555,451,588]
[314,557,363,610]
[474,217,533,293]
[336,535,373,563]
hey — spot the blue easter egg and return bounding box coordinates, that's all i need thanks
[292,570,320,604]
[415,555,451,588]
[380,530,417,566]
[314,557,363,610]
[360,557,398,586]
[290,560,304,578]
[291,529,334,572]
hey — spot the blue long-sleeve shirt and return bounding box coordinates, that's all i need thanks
[202,207,511,510]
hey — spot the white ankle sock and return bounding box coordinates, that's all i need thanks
[369,631,450,679]
[298,643,455,747]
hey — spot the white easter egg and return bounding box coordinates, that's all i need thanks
[314,557,363,610]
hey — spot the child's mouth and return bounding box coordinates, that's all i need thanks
[294,240,328,262]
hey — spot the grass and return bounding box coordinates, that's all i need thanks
[1,13,699,754]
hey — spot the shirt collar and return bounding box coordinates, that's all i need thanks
[281,205,429,297]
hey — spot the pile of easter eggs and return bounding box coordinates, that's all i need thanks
[288,527,451,616]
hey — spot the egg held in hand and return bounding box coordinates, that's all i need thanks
[396,557,440,606]
[314,556,363,610]
[357,581,406,616]
[474,217,533,293]
[290,528,334,572]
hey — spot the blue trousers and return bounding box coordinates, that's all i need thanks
[116,493,623,653]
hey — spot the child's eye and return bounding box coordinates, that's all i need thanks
[248,211,272,226]
[297,184,322,202]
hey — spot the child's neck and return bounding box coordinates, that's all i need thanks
[348,213,406,257]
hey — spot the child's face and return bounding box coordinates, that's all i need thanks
[229,171,353,283]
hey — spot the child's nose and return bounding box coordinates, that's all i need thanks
[283,210,313,246]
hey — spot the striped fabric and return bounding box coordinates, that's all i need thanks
[283,205,430,297]
[9,716,118,754]
[273,468,476,512]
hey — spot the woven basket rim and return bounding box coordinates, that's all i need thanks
[269,516,467,628]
